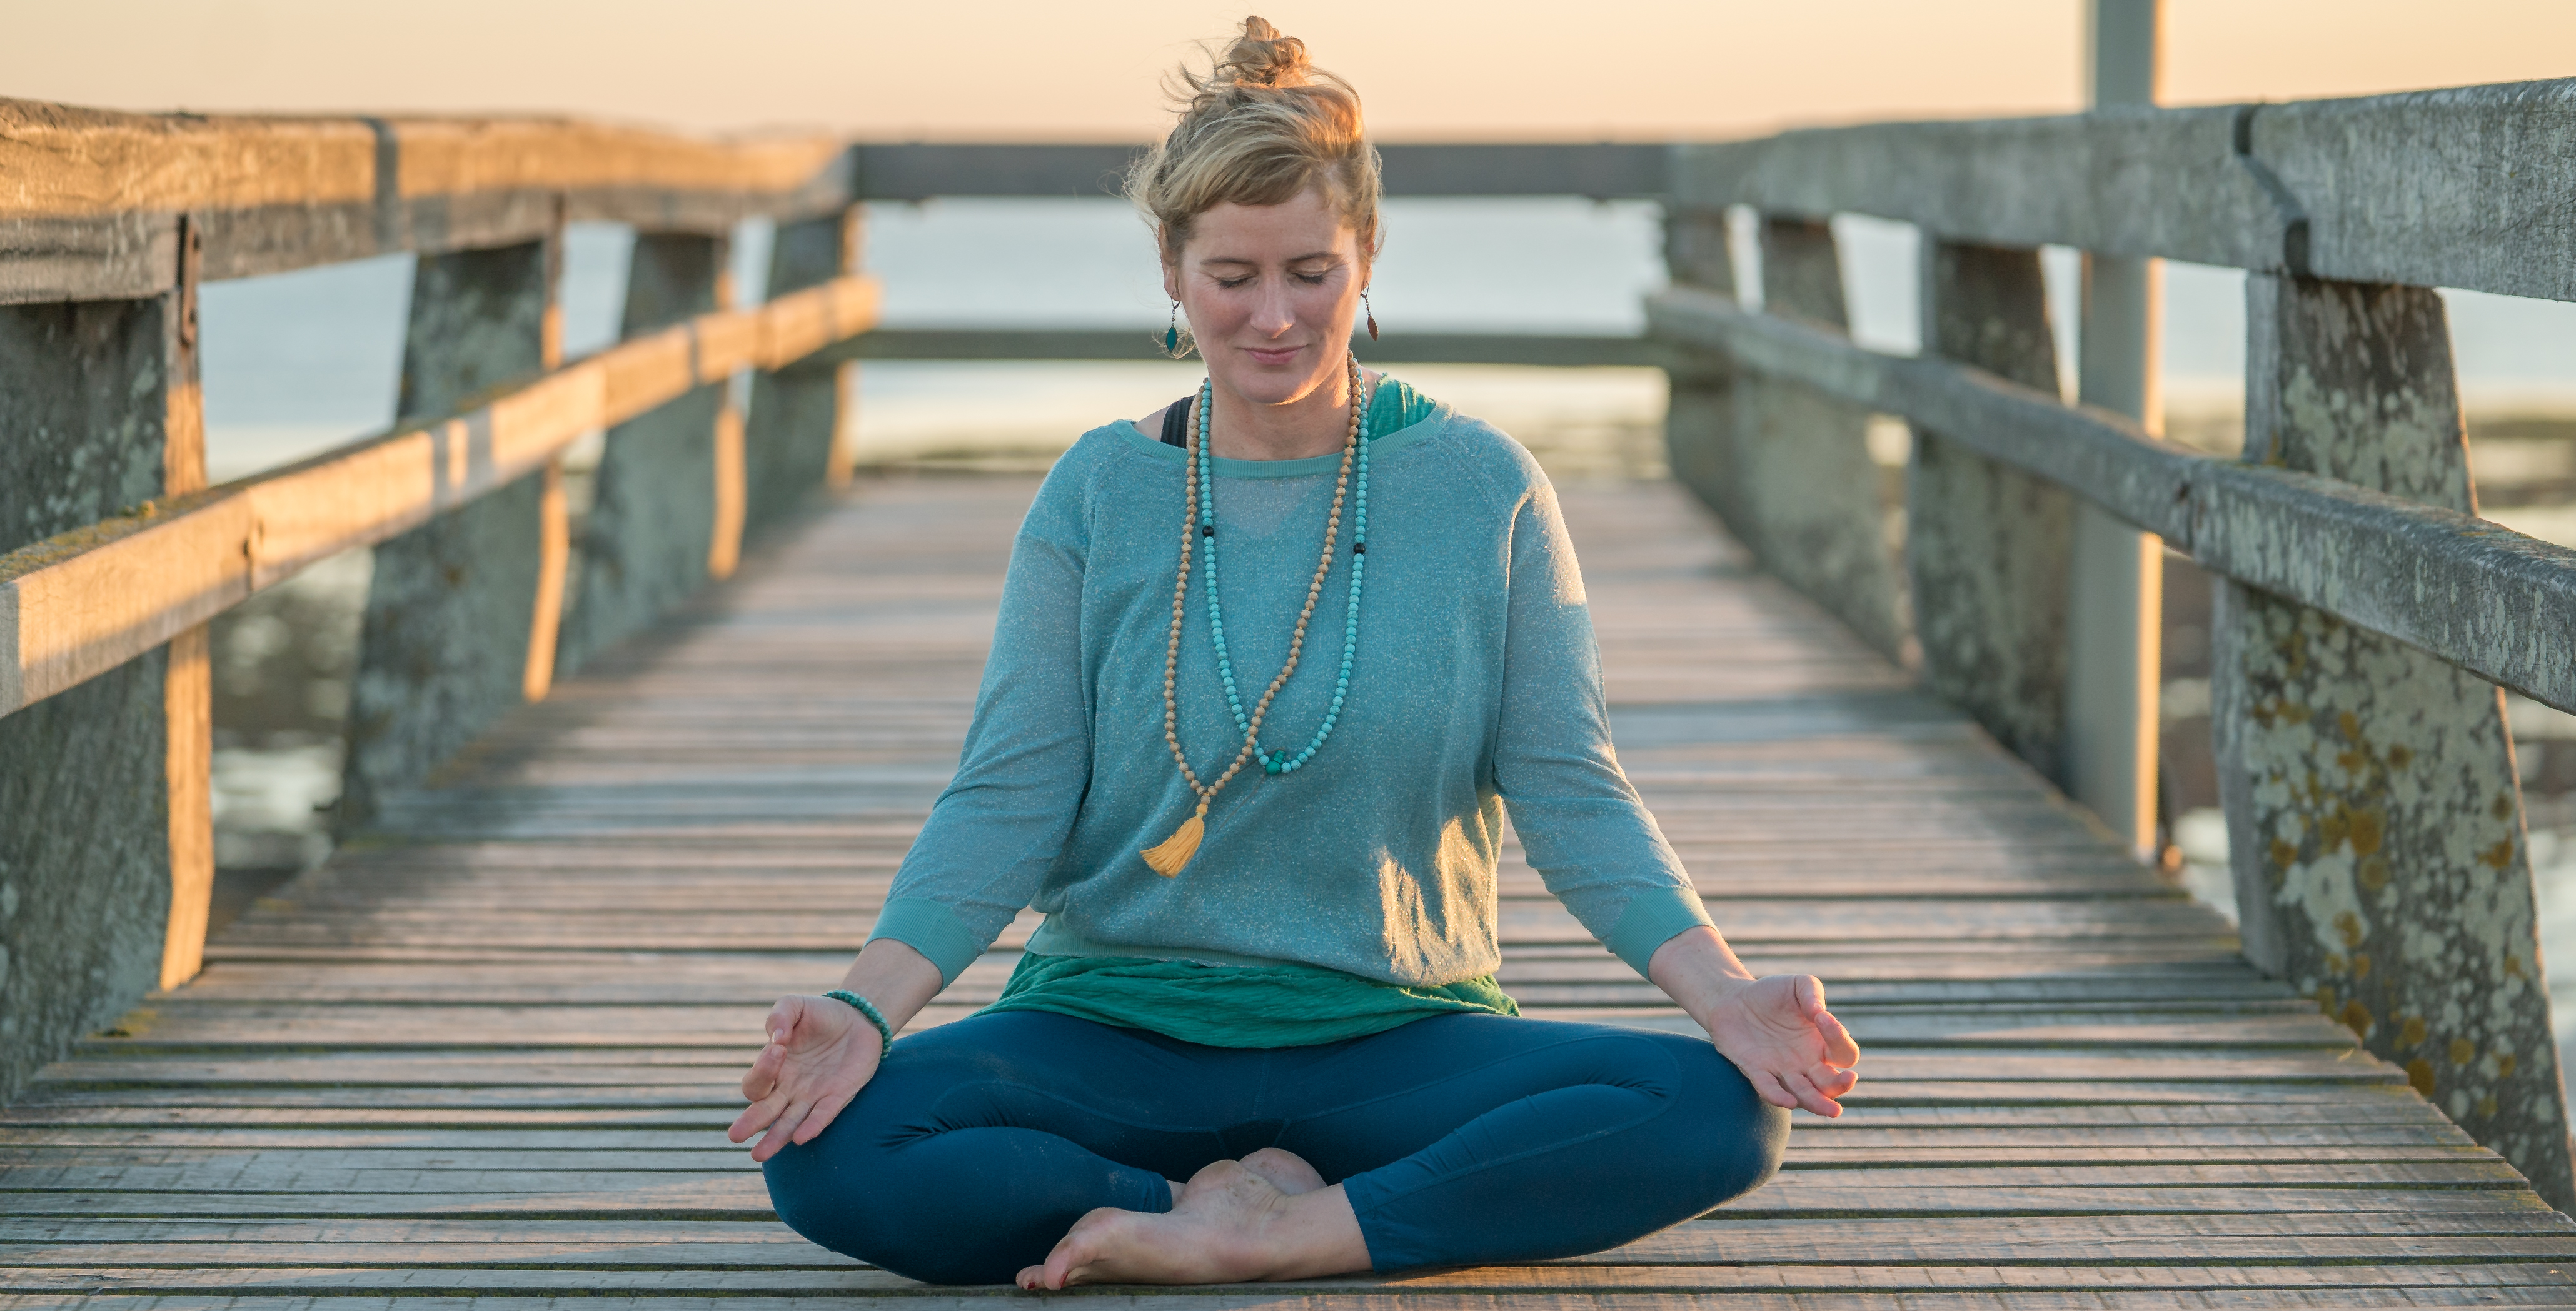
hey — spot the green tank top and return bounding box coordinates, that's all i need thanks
[981,950,1519,1048]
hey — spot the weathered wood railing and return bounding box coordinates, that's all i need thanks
[1649,77,2576,1207]
[0,104,876,1104]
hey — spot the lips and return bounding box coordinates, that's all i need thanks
[1240,344,1306,366]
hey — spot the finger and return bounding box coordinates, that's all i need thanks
[739,1036,785,1102]
[1812,1063,1860,1098]
[763,996,801,1047]
[792,1085,860,1145]
[1814,1005,1861,1067]
[1748,1067,1797,1110]
[750,1097,817,1163]
[1796,974,1829,1020]
[728,1090,787,1145]
[1783,1068,1841,1118]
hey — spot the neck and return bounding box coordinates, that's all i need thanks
[1206,362,1366,461]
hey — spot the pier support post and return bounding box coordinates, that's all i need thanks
[0,235,206,1093]
[1729,217,1908,661]
[341,231,563,830]
[556,232,737,675]
[744,208,861,541]
[2214,273,2575,1208]
[2065,0,2166,856]
[1660,206,1743,531]
[1908,242,2073,782]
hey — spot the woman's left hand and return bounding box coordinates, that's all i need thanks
[1648,925,1860,1117]
[1697,973,1860,1117]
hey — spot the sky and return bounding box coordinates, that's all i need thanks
[6,1,2573,139]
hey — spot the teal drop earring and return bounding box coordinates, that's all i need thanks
[1161,301,1195,359]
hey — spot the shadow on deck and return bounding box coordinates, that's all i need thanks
[11,474,2571,1307]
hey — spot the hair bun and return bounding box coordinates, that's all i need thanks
[1212,16,1312,89]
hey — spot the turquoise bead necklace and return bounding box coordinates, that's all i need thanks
[1142,353,1370,877]
[1202,369,1371,775]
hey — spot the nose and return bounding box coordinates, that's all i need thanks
[1250,278,1296,338]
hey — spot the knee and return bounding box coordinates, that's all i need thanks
[763,1111,996,1285]
[1650,1038,1789,1208]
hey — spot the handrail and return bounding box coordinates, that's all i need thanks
[3,99,1678,305]
[1674,78,2576,301]
[1647,286,2576,717]
[0,101,853,303]
[0,274,881,718]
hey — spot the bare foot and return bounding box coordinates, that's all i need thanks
[1237,1147,1326,1195]
[1015,1157,1369,1289]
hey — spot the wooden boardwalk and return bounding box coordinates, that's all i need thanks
[10,473,2575,1307]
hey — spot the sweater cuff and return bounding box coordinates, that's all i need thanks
[1601,885,1716,978]
[867,897,987,987]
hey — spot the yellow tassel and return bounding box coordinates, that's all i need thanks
[1141,804,1207,877]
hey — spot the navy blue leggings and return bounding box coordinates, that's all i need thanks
[762,1009,1786,1284]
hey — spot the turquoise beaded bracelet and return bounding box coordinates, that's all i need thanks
[823,989,895,1059]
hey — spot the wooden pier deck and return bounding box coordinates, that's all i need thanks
[10,473,2575,1307]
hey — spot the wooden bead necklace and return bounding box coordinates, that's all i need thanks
[1142,353,1372,877]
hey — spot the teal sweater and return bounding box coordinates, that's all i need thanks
[868,383,1712,1043]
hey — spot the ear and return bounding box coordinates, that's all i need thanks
[1157,227,1182,303]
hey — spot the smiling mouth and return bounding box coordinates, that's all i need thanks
[1240,344,1306,364]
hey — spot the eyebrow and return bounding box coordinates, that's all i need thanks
[1200,251,1344,267]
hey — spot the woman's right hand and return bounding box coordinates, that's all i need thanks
[730,995,881,1162]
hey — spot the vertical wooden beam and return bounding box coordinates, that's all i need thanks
[1660,207,1744,531]
[160,216,215,990]
[2068,0,2167,856]
[1731,216,1909,661]
[1908,242,2074,783]
[523,210,570,703]
[557,232,732,673]
[0,281,196,1095]
[2215,273,2575,1209]
[743,208,860,540]
[340,231,558,831]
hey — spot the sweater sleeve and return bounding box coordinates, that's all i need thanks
[867,451,1098,985]
[1488,475,1714,978]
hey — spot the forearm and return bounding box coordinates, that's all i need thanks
[837,937,947,1033]
[1645,925,1759,1032]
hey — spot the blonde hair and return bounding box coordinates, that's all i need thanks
[1127,16,1382,265]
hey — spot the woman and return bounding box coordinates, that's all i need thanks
[732,18,1859,1289]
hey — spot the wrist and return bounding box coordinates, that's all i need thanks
[823,990,897,1059]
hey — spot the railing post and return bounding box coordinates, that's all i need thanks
[340,225,565,830]
[1659,206,1742,532]
[556,232,738,675]
[1731,216,1908,661]
[743,206,862,540]
[2215,273,2575,1208]
[0,227,208,1092]
[1908,242,2074,781]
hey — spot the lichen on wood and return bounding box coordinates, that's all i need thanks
[1907,242,2072,783]
[2215,273,2573,1209]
